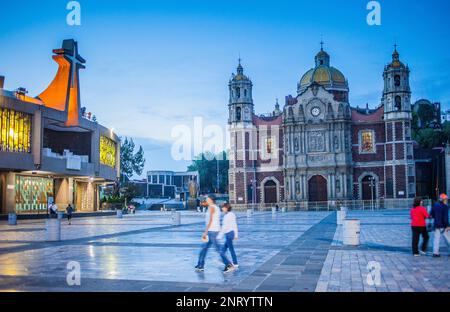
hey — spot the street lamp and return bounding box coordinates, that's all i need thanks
[368,176,376,210]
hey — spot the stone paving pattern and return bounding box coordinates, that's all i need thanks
[0,210,448,292]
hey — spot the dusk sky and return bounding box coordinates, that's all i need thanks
[1,0,449,176]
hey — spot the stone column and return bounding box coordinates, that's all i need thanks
[32,109,42,167]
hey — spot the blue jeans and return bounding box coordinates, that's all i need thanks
[197,231,230,268]
[221,231,238,265]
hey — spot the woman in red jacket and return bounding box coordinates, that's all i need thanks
[410,197,430,256]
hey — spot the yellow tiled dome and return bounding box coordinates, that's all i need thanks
[299,66,346,89]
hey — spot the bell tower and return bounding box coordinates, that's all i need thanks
[382,46,415,199]
[382,45,412,119]
[228,59,254,126]
[228,60,256,206]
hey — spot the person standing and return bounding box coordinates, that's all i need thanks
[218,203,239,271]
[410,197,430,256]
[49,202,58,218]
[66,204,74,225]
[430,194,450,257]
[195,194,232,272]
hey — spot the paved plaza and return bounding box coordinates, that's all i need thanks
[0,210,448,292]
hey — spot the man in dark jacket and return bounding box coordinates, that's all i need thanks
[430,194,450,257]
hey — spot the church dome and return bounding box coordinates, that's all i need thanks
[298,47,348,93]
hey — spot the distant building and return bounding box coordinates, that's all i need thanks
[441,109,450,124]
[143,170,199,200]
[0,40,120,215]
[412,99,441,129]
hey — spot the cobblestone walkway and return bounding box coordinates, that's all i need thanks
[317,210,450,292]
[0,210,448,292]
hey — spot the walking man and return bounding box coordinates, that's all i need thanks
[66,204,74,225]
[430,194,450,257]
[195,194,231,272]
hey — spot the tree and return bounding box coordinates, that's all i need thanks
[417,104,435,127]
[188,151,229,194]
[120,137,146,183]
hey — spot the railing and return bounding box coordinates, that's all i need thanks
[231,198,432,212]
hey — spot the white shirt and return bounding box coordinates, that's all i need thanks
[219,212,238,238]
[205,205,221,232]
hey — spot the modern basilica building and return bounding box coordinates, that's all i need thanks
[0,39,120,215]
[228,45,422,209]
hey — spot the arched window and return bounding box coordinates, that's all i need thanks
[394,75,401,87]
[236,87,241,98]
[236,107,241,121]
[244,89,247,97]
[395,96,402,111]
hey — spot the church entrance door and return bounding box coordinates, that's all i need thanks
[361,176,377,201]
[308,175,328,202]
[264,180,277,204]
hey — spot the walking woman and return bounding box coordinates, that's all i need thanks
[195,195,231,272]
[219,203,239,272]
[410,197,430,256]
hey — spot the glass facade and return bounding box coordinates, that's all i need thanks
[0,108,32,153]
[15,176,53,213]
[100,136,117,168]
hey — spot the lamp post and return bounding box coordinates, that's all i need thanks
[216,157,220,193]
[368,176,375,211]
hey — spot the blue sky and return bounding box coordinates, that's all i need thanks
[1,0,449,175]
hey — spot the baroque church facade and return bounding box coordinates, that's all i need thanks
[228,46,416,207]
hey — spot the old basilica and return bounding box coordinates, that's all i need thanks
[228,45,417,208]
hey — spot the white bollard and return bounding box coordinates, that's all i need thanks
[336,211,346,225]
[282,207,287,213]
[117,210,123,218]
[272,207,276,214]
[8,213,17,226]
[172,211,181,226]
[343,219,361,246]
[45,219,61,242]
[246,209,253,218]
[202,207,206,213]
